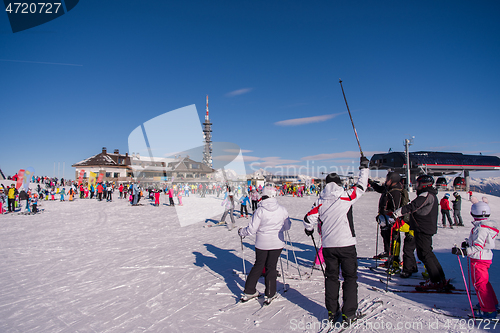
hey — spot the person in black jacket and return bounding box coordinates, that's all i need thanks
[452,192,464,226]
[369,172,403,262]
[394,175,454,291]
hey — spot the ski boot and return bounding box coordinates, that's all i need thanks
[264,293,278,305]
[240,291,259,302]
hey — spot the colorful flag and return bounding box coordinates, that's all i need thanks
[23,167,35,191]
[78,170,85,186]
[88,172,96,190]
[16,169,25,189]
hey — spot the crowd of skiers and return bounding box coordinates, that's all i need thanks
[234,158,497,326]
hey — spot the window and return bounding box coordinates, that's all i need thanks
[106,172,111,178]
[191,164,200,169]
[114,173,119,178]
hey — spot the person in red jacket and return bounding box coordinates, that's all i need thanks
[119,184,124,199]
[439,193,453,229]
[97,183,104,201]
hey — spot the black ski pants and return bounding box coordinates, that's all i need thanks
[323,245,358,318]
[441,210,453,227]
[240,204,248,216]
[251,200,258,211]
[8,198,15,212]
[244,248,282,298]
[402,232,417,273]
[453,209,463,226]
[415,232,445,283]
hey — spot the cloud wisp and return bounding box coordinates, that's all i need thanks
[274,112,344,127]
[226,88,253,97]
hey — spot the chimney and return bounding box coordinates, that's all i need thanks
[102,147,107,154]
[114,149,119,154]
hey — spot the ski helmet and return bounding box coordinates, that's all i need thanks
[416,174,434,187]
[470,196,490,218]
[261,186,277,198]
[453,192,459,197]
[386,172,401,183]
[325,173,342,186]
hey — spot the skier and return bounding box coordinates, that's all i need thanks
[153,189,160,206]
[19,188,29,213]
[177,190,183,206]
[167,187,175,206]
[7,185,17,212]
[239,193,250,218]
[60,187,66,201]
[439,193,453,228]
[452,197,498,318]
[250,189,260,212]
[219,191,236,229]
[369,172,404,263]
[238,186,291,304]
[451,192,464,226]
[303,156,369,324]
[31,193,38,214]
[106,184,113,202]
[393,175,454,291]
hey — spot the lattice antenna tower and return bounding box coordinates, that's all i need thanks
[202,95,213,168]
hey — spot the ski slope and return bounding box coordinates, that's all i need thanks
[0,184,499,332]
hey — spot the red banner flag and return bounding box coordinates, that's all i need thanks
[16,169,25,189]
[97,172,105,183]
[78,170,85,186]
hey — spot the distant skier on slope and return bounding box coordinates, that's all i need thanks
[238,186,291,304]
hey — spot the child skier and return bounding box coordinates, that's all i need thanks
[31,193,38,214]
[177,190,183,206]
[154,189,160,206]
[239,193,250,218]
[60,188,66,201]
[452,197,499,319]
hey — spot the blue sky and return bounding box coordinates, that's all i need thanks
[1,1,499,179]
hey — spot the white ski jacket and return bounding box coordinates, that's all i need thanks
[239,197,291,250]
[303,168,369,248]
[466,219,499,261]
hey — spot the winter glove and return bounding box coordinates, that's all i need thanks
[304,228,314,236]
[238,228,244,238]
[392,208,402,219]
[461,241,468,249]
[451,247,465,256]
[359,156,370,169]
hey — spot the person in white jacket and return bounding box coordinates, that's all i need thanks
[452,196,499,319]
[238,186,291,304]
[303,157,369,325]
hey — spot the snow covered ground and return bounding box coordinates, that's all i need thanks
[1,185,499,332]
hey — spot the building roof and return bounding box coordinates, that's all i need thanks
[168,157,214,173]
[72,148,130,168]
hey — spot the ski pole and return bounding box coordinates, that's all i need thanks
[457,255,475,320]
[311,234,326,278]
[375,219,380,268]
[339,79,364,158]
[279,255,288,292]
[240,235,247,282]
[286,231,302,280]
